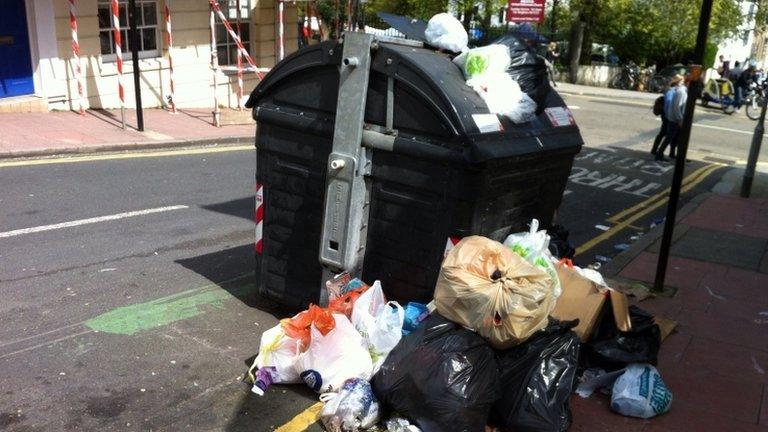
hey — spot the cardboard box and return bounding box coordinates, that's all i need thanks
[552,263,631,342]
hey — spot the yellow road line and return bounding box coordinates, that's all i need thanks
[274,402,323,432]
[0,145,254,168]
[606,164,713,223]
[576,164,722,255]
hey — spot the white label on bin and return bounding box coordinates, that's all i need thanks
[545,107,576,127]
[472,114,503,133]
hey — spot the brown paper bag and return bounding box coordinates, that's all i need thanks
[434,236,557,349]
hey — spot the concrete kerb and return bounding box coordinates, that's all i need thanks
[556,84,659,101]
[601,191,713,279]
[0,135,255,161]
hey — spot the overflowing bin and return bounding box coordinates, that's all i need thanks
[246,33,584,310]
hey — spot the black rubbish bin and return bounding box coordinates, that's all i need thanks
[246,36,584,310]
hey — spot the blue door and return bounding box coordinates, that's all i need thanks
[0,0,34,98]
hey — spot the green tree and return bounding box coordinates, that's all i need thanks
[566,0,742,66]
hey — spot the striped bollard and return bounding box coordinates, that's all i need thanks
[165,1,176,113]
[255,183,264,254]
[277,0,284,61]
[68,0,85,115]
[111,0,126,129]
[236,0,244,110]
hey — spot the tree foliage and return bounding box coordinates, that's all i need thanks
[564,0,742,66]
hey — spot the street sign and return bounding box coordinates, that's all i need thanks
[506,0,546,23]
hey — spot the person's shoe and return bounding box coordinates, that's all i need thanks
[655,155,667,162]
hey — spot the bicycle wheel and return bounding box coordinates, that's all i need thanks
[746,96,763,120]
[609,74,622,89]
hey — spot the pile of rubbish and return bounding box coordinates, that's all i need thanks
[423,13,550,124]
[246,219,676,432]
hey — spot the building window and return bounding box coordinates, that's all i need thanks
[216,0,251,66]
[98,0,159,59]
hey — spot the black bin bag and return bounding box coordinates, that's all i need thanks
[584,305,661,370]
[491,319,580,432]
[371,314,499,432]
[492,34,551,113]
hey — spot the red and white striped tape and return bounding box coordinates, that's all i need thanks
[164,1,176,113]
[208,0,264,80]
[68,0,85,115]
[255,183,264,254]
[111,0,125,109]
[443,236,461,258]
[277,0,284,61]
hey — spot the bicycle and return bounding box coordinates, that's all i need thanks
[743,81,766,120]
[609,63,640,90]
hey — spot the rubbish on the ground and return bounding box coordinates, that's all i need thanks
[329,286,369,319]
[402,302,429,336]
[424,13,468,53]
[453,45,511,79]
[578,267,607,287]
[435,236,557,349]
[650,217,665,229]
[595,255,612,263]
[351,282,405,373]
[327,272,353,301]
[548,224,576,260]
[295,313,373,393]
[282,304,336,351]
[503,219,562,298]
[595,224,610,231]
[654,317,677,342]
[552,263,631,342]
[614,243,630,251]
[492,33,551,111]
[319,378,381,432]
[250,366,277,396]
[575,368,625,398]
[491,319,580,432]
[372,314,499,432]
[248,324,302,388]
[466,72,537,123]
[585,305,661,371]
[386,417,422,432]
[630,233,643,241]
[611,364,672,419]
[610,281,653,301]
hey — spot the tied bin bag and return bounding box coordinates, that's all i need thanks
[434,236,558,349]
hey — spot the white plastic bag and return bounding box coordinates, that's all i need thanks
[351,282,405,372]
[503,219,561,298]
[248,324,302,385]
[295,314,373,393]
[465,72,537,123]
[611,364,672,419]
[453,45,511,79]
[424,13,468,53]
[319,378,381,431]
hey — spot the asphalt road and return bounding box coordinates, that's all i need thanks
[0,91,750,431]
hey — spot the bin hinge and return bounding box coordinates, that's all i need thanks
[319,32,375,283]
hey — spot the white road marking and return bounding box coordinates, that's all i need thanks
[653,116,756,135]
[568,105,581,110]
[0,205,189,239]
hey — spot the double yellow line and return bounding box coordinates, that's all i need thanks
[575,163,723,255]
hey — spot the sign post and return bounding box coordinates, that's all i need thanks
[506,0,546,24]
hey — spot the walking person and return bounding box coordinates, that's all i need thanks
[545,42,560,87]
[650,90,668,156]
[717,54,730,78]
[735,66,755,111]
[656,74,687,161]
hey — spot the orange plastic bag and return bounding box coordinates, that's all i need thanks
[281,305,335,351]
[328,286,369,319]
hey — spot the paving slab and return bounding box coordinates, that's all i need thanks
[667,227,767,270]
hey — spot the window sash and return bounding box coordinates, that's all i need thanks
[98,0,159,59]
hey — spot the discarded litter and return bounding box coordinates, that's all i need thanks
[385,417,421,432]
[424,13,467,53]
[372,314,499,432]
[614,243,630,251]
[351,282,404,373]
[401,302,429,336]
[595,255,612,263]
[319,378,381,432]
[611,364,672,419]
[435,235,557,349]
[595,224,610,231]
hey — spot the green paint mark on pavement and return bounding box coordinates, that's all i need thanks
[85,275,255,335]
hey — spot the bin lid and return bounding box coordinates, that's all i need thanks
[246,40,583,163]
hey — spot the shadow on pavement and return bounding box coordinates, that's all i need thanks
[202,197,254,221]
[175,244,288,317]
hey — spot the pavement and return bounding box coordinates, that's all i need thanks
[584,169,768,432]
[0,108,254,158]
[557,82,661,100]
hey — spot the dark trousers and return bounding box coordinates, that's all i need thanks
[735,86,744,109]
[652,115,668,154]
[656,121,680,158]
